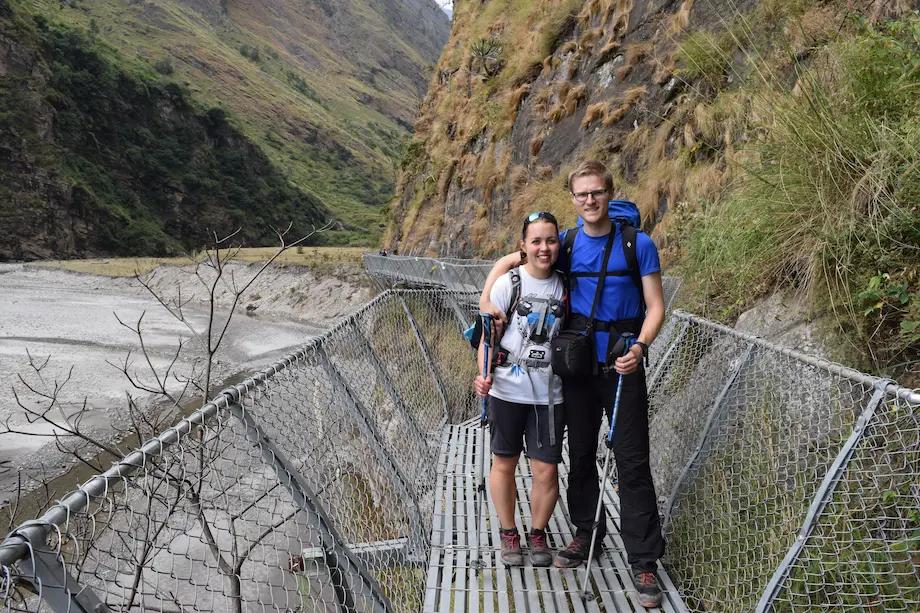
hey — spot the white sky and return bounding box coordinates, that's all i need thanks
[435,0,453,16]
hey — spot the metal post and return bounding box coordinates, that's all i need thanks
[662,343,754,530]
[754,379,893,612]
[225,398,393,613]
[397,295,450,422]
[318,349,429,562]
[349,320,428,444]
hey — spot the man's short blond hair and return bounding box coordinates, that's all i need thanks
[566,160,614,193]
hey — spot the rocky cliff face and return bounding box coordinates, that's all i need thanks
[386,0,916,259]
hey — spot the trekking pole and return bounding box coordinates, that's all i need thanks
[471,313,493,571]
[580,333,635,601]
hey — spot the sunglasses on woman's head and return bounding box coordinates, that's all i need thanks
[524,211,557,225]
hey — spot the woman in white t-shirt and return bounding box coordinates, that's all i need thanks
[473,211,566,567]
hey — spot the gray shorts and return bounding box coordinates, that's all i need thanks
[489,396,565,464]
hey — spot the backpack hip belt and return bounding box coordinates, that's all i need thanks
[567,314,644,337]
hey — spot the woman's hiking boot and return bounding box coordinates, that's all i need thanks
[553,532,601,568]
[499,528,523,566]
[633,570,664,608]
[528,528,553,567]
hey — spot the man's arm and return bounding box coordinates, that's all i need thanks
[614,272,665,374]
[478,252,521,321]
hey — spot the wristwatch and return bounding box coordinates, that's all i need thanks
[635,341,649,366]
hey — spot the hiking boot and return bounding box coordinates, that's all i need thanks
[499,528,523,566]
[633,570,663,608]
[528,528,553,567]
[553,533,601,568]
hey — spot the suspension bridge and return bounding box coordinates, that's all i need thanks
[0,255,916,612]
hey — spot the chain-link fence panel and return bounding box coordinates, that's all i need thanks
[0,396,387,613]
[0,289,478,613]
[762,386,920,612]
[656,313,918,612]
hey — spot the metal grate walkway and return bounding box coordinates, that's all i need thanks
[426,417,689,612]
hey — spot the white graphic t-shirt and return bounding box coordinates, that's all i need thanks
[488,267,565,405]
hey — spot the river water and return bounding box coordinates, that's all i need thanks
[0,263,324,505]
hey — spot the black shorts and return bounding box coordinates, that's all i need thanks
[489,396,565,464]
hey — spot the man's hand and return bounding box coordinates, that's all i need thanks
[473,374,492,397]
[613,344,643,375]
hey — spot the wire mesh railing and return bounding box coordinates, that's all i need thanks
[0,288,480,613]
[363,254,684,314]
[1,256,917,612]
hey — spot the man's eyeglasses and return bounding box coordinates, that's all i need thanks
[522,211,558,236]
[571,189,608,203]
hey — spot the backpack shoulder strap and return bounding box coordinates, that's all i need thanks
[562,228,578,270]
[619,222,645,313]
[506,268,522,323]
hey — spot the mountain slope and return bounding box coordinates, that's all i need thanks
[0,4,329,258]
[6,0,449,247]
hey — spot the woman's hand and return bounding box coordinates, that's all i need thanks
[473,374,492,397]
[613,344,643,375]
[477,301,506,337]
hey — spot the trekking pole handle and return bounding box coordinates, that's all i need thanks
[605,334,635,448]
[479,313,493,426]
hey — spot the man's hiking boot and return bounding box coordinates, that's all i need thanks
[633,570,664,608]
[528,528,553,567]
[499,528,523,566]
[553,533,601,568]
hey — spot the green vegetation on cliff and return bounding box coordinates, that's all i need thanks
[675,12,920,378]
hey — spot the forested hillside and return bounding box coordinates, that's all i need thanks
[0,0,449,256]
[388,0,919,381]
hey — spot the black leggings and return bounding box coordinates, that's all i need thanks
[562,367,665,571]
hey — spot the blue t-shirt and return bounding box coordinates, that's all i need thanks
[559,225,660,362]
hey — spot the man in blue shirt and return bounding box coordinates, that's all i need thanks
[478,160,666,608]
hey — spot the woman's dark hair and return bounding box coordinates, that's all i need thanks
[521,211,559,239]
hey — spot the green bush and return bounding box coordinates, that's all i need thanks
[676,30,735,89]
[683,17,920,375]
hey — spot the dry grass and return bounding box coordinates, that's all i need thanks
[546,102,566,122]
[605,0,634,32]
[579,27,605,53]
[563,82,588,115]
[508,173,576,231]
[596,40,621,63]
[582,101,611,129]
[532,88,552,114]
[622,124,652,161]
[670,0,695,34]
[530,135,545,156]
[579,0,603,24]
[616,41,652,80]
[505,84,531,123]
[652,52,677,84]
[33,247,368,277]
[559,41,577,55]
[602,85,646,126]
